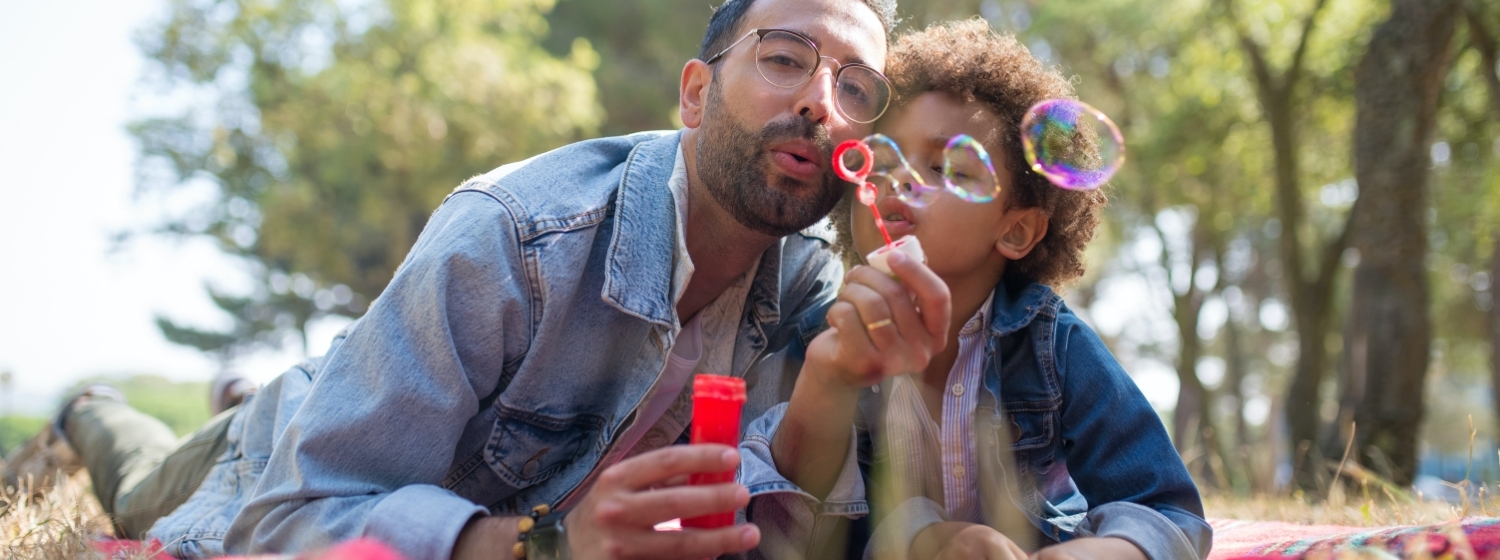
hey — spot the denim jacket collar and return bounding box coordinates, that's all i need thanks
[986,279,1058,338]
[600,130,784,332]
[602,132,681,327]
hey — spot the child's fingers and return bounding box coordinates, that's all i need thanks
[845,264,936,359]
[885,252,952,345]
[835,281,903,354]
[824,302,879,370]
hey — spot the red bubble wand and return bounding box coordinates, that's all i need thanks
[832,139,895,247]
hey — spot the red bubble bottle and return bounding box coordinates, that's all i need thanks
[681,373,747,529]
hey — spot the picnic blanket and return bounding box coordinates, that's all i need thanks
[1209,517,1500,559]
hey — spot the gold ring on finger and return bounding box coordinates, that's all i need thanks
[864,318,893,332]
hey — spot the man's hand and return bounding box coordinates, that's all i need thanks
[915,523,1029,560]
[563,444,759,559]
[807,251,952,390]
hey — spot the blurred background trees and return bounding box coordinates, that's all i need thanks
[131,0,602,363]
[113,0,1500,500]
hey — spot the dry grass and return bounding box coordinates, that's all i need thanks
[0,471,114,560]
[1204,492,1464,527]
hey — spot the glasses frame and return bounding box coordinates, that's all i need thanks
[703,28,892,124]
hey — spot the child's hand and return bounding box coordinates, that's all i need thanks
[1031,537,1147,560]
[915,523,1029,560]
[808,251,952,390]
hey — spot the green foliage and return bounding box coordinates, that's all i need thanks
[133,0,603,358]
[544,0,708,135]
[0,416,48,458]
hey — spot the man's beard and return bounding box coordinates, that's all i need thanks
[694,86,846,238]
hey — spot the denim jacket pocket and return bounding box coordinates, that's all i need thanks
[486,405,605,488]
[1005,407,1054,451]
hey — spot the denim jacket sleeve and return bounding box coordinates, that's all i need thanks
[1053,311,1213,560]
[225,191,533,560]
[739,401,870,559]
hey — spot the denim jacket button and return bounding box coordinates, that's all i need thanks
[523,458,540,478]
[1010,419,1023,442]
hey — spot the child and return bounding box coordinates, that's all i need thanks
[740,19,1211,560]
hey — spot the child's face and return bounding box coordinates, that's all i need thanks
[851,92,1019,280]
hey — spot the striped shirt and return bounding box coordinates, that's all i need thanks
[883,293,992,523]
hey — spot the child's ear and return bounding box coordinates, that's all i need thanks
[995,207,1048,261]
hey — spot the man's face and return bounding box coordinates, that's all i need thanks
[694,0,887,237]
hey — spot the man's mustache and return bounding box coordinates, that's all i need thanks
[758,116,834,163]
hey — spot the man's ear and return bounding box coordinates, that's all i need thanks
[995,207,1049,261]
[680,59,712,129]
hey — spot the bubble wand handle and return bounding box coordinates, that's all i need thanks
[832,140,894,248]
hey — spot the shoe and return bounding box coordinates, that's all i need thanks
[210,371,257,415]
[2,383,125,493]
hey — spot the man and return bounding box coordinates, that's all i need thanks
[4,1,953,559]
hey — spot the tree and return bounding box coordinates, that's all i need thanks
[1344,0,1461,487]
[543,0,708,136]
[1470,0,1500,441]
[1218,0,1366,491]
[132,0,602,362]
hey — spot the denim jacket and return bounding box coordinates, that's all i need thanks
[146,130,842,560]
[739,279,1212,560]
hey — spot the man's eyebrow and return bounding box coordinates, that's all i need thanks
[786,27,871,66]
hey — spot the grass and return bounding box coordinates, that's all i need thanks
[1,472,114,560]
[1203,491,1464,527]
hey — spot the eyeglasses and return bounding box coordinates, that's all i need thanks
[704,28,893,124]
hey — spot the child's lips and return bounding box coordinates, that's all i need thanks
[881,214,915,238]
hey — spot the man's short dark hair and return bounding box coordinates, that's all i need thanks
[698,0,898,61]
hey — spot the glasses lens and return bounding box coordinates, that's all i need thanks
[943,135,1001,202]
[866,134,936,207]
[756,31,819,87]
[836,66,891,123]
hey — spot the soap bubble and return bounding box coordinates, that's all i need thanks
[1021,99,1124,190]
[943,134,1001,202]
[865,134,935,207]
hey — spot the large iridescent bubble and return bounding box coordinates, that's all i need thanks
[943,135,1001,203]
[1021,99,1124,191]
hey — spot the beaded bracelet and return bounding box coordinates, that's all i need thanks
[512,504,551,559]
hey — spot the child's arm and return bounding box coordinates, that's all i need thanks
[774,252,952,499]
[1052,310,1213,560]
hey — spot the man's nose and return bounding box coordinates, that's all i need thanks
[794,58,841,126]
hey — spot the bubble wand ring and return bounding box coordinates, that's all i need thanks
[832,139,895,247]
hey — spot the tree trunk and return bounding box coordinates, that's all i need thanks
[1467,1,1500,445]
[1492,243,1500,446]
[1346,0,1459,487]
[1173,293,1223,486]
[1225,316,1253,490]
[1224,0,1354,493]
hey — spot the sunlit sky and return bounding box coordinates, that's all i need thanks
[0,0,1184,419]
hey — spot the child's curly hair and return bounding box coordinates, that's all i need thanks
[831,18,1108,288]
